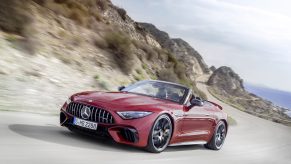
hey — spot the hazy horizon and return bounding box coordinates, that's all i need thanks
[244,82,291,110]
[112,0,291,92]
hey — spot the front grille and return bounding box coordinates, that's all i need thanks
[66,102,114,124]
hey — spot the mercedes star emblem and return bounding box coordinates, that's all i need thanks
[81,106,91,120]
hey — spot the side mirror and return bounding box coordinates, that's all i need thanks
[118,86,125,91]
[188,99,204,109]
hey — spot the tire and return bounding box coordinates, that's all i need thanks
[205,121,227,150]
[146,114,173,153]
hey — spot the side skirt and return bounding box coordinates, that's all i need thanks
[168,141,207,146]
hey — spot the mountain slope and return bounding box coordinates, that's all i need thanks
[0,0,208,112]
[208,66,291,126]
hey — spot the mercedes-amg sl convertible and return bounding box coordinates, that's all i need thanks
[60,80,228,153]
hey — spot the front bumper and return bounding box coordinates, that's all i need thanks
[60,103,156,147]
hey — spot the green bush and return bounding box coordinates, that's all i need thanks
[104,31,134,74]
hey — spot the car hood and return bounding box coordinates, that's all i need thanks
[72,91,178,111]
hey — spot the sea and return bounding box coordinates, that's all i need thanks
[244,83,291,117]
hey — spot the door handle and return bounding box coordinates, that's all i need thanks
[204,114,210,117]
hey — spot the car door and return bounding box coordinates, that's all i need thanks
[181,103,215,142]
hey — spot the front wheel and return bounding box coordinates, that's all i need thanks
[205,121,227,150]
[146,114,173,153]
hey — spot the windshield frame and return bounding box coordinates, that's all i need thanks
[121,80,190,105]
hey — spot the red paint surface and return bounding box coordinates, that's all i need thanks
[61,91,227,147]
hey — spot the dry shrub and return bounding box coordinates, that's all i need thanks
[66,1,87,13]
[143,45,158,60]
[116,7,127,20]
[94,37,108,49]
[158,52,168,62]
[83,0,96,7]
[46,0,91,25]
[91,11,102,22]
[158,69,179,83]
[167,52,178,64]
[0,0,32,35]
[135,42,158,61]
[54,0,69,4]
[45,1,71,17]
[174,62,187,80]
[0,0,37,54]
[32,0,46,6]
[69,10,86,25]
[194,87,208,100]
[96,0,109,10]
[104,31,134,74]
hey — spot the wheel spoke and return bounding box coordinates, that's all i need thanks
[163,122,170,130]
[164,129,170,136]
[153,130,160,136]
[215,124,226,148]
[152,117,172,150]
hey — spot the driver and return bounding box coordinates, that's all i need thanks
[167,89,181,102]
[156,87,168,99]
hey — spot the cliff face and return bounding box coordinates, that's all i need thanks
[208,66,291,125]
[138,23,210,80]
[208,66,245,96]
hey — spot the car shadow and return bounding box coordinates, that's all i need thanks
[8,124,145,153]
[166,145,206,152]
[8,124,207,153]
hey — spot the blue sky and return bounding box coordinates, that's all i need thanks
[112,0,291,92]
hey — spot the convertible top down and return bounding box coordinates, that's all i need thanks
[60,80,228,153]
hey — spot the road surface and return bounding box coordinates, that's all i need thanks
[0,81,291,164]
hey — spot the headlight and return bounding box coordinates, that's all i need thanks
[117,111,153,119]
[66,97,72,104]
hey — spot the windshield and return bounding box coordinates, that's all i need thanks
[122,81,189,104]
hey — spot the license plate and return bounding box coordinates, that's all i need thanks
[73,117,98,130]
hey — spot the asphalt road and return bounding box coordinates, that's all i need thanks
[1,81,291,164]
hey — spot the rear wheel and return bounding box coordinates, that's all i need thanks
[146,114,173,153]
[205,121,226,150]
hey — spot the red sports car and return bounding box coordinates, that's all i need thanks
[60,80,228,153]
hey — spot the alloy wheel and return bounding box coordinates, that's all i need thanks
[215,123,226,148]
[151,116,172,151]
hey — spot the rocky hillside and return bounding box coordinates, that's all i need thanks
[0,0,208,113]
[208,66,291,126]
[138,23,210,80]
